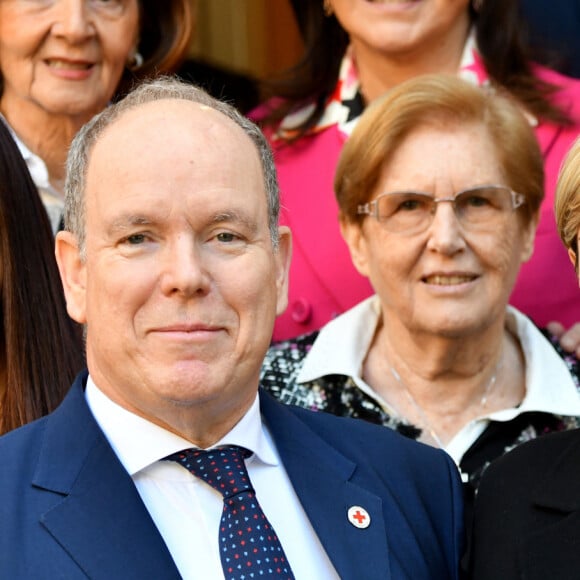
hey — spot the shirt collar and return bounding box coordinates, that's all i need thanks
[298,297,580,419]
[298,295,381,402]
[85,376,278,477]
[489,306,580,419]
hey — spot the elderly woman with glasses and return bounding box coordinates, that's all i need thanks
[261,75,580,523]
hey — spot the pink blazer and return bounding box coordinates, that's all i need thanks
[260,66,580,341]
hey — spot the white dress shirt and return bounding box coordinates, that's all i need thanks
[298,296,580,466]
[85,378,339,580]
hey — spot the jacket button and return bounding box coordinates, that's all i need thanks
[291,298,312,324]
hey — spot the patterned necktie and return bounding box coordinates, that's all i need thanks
[166,446,295,580]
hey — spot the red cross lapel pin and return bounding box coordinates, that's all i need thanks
[347,505,371,529]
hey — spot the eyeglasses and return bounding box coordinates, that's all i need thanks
[356,185,526,235]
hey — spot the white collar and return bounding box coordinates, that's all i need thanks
[298,296,380,402]
[85,376,278,477]
[490,307,580,418]
[299,296,580,418]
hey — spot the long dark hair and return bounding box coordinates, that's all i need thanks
[0,122,84,434]
[262,0,570,137]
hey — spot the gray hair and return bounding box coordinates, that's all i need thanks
[64,76,280,257]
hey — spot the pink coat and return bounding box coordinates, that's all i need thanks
[262,66,580,341]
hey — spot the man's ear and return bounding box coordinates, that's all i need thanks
[55,231,87,324]
[340,217,371,277]
[274,226,292,316]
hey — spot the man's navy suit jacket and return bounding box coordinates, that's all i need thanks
[0,371,464,579]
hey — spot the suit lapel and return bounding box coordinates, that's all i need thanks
[520,434,580,580]
[32,373,181,579]
[260,390,392,580]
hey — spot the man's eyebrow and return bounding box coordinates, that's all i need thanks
[210,211,258,232]
[107,215,155,235]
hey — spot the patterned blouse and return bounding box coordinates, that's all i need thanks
[260,323,580,522]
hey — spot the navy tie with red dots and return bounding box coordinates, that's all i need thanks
[166,446,295,580]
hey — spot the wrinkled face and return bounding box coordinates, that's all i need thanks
[0,0,139,120]
[342,123,537,339]
[328,0,470,59]
[58,100,290,435]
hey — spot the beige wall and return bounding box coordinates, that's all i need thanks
[190,0,303,78]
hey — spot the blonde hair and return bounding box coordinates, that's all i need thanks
[555,137,580,260]
[335,74,544,226]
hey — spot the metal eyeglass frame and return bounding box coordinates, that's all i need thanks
[356,184,526,232]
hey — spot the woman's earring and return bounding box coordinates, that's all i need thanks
[127,50,144,71]
[323,0,334,17]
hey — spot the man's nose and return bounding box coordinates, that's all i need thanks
[160,237,211,298]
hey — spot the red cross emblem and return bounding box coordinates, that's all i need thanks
[347,505,371,529]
